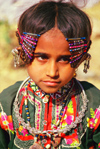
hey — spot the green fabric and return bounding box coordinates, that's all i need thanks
[0,81,22,149]
[81,81,100,111]
[0,81,22,115]
[0,80,100,149]
[0,127,10,149]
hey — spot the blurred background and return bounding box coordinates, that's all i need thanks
[0,0,100,92]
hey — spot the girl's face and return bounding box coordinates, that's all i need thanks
[27,28,75,93]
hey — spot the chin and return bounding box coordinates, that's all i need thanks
[42,87,59,94]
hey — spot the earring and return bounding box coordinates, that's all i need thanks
[73,69,77,78]
[83,53,91,73]
[12,48,20,67]
[73,72,76,78]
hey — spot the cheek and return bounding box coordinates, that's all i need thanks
[27,65,36,79]
[27,64,43,83]
[61,64,75,74]
[60,66,75,80]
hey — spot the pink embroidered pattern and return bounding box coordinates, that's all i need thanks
[87,107,100,129]
[55,98,62,122]
[98,143,100,148]
[0,112,14,134]
[65,136,79,146]
[60,100,74,128]
[52,100,79,146]
[18,125,28,136]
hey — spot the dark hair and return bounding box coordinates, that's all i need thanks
[17,0,92,65]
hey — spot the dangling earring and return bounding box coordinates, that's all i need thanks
[73,69,77,78]
[83,53,91,73]
[73,72,76,78]
[12,48,20,67]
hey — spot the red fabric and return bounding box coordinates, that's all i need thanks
[47,97,53,130]
[71,95,77,121]
[16,129,34,141]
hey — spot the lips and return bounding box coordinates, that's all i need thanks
[43,80,60,87]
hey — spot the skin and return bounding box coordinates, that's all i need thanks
[27,28,75,93]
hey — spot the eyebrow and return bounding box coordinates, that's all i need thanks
[34,52,47,55]
[33,52,50,57]
[33,52,71,62]
[34,52,71,57]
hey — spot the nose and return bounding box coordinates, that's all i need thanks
[46,60,59,78]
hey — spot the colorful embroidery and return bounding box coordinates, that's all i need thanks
[65,136,79,146]
[18,125,28,136]
[87,107,100,129]
[20,91,42,130]
[55,98,63,122]
[0,112,14,134]
[60,100,74,128]
[98,143,100,148]
[51,97,81,146]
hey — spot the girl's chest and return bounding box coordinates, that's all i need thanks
[12,94,87,149]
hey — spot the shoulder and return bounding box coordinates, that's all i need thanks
[80,80,100,110]
[0,81,22,101]
[80,80,100,97]
[80,81,100,95]
[79,81,100,135]
[0,81,22,115]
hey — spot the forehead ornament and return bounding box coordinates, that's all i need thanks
[12,30,91,72]
[66,37,91,72]
[66,37,87,66]
[17,29,40,59]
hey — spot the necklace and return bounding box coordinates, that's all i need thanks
[14,77,88,148]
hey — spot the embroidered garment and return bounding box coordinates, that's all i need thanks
[0,78,100,149]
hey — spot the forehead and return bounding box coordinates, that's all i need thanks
[36,28,69,52]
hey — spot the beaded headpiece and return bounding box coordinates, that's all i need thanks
[17,28,40,60]
[66,37,88,68]
[12,30,91,72]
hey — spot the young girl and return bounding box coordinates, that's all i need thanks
[0,1,100,149]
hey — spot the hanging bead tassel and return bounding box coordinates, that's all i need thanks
[83,53,91,73]
[12,48,20,67]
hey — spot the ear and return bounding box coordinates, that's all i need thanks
[75,40,92,68]
[17,46,22,52]
[75,53,91,74]
[75,53,88,68]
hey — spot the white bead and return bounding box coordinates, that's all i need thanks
[25,99,28,105]
[46,144,51,149]
[34,137,37,142]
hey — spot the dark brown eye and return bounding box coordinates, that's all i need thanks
[37,55,48,60]
[34,53,48,61]
[58,56,70,63]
